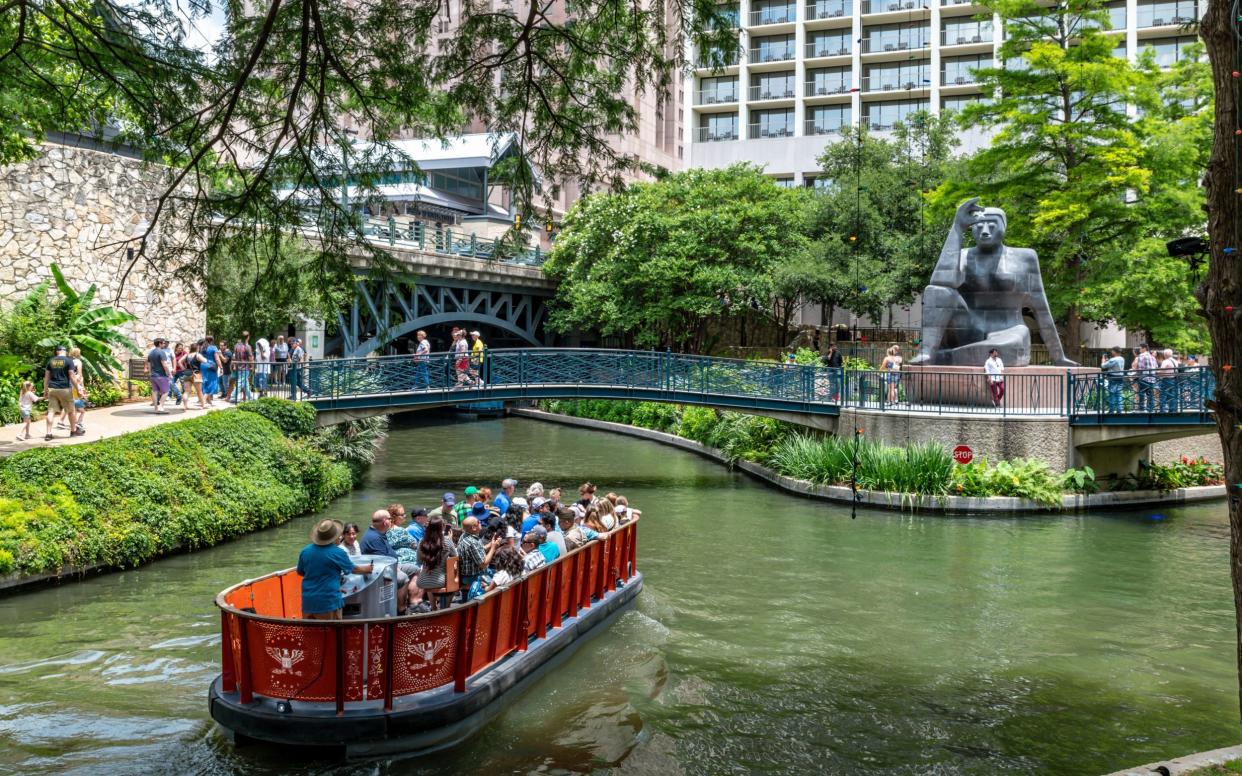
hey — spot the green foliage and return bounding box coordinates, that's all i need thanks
[809,113,959,321]
[768,434,954,500]
[238,398,318,438]
[0,411,354,576]
[629,402,680,433]
[930,1,1212,354]
[311,416,390,483]
[544,165,813,352]
[1135,457,1226,491]
[677,406,720,444]
[950,458,1064,507]
[84,377,123,409]
[0,356,27,425]
[1060,466,1098,494]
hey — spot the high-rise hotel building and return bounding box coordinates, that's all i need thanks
[683,0,1200,188]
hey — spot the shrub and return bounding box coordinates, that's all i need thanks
[0,409,353,577]
[630,401,679,432]
[678,406,719,443]
[238,397,317,438]
[1060,466,1098,494]
[85,376,123,408]
[950,457,1063,506]
[1136,457,1226,490]
[312,416,390,484]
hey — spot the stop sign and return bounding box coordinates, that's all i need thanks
[952,445,974,465]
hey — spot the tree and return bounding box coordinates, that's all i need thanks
[0,0,739,296]
[204,234,351,338]
[543,165,812,352]
[931,0,1159,361]
[1198,0,1242,720]
[808,112,958,325]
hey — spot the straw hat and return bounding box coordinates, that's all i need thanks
[311,519,344,546]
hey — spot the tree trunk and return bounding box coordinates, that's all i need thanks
[1064,302,1083,364]
[1201,0,1242,721]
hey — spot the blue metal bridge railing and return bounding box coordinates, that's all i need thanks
[1066,367,1216,425]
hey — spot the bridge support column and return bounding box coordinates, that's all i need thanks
[1071,444,1149,480]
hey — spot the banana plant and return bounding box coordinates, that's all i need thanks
[35,264,141,381]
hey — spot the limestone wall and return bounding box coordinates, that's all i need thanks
[0,139,204,361]
[1149,433,1225,465]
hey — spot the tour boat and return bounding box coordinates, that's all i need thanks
[209,518,641,757]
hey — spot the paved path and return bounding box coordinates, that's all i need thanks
[0,399,225,457]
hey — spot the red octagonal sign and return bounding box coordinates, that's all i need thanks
[952,445,974,465]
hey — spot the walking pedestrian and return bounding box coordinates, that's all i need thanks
[1100,346,1126,413]
[254,334,271,397]
[230,331,254,403]
[218,340,233,401]
[822,344,843,401]
[272,335,289,389]
[469,330,485,386]
[413,330,431,389]
[1158,348,1179,412]
[452,328,470,388]
[42,345,81,440]
[984,348,1005,407]
[881,345,903,405]
[146,338,173,414]
[1133,343,1158,412]
[15,380,40,441]
[199,336,221,406]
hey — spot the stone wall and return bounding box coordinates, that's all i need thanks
[1149,433,1225,465]
[0,139,204,362]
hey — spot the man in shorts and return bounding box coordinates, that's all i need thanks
[146,338,173,414]
[43,345,82,440]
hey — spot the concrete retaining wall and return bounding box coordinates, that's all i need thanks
[512,408,1226,514]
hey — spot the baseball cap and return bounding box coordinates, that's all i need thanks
[442,492,456,505]
[531,497,547,510]
[411,507,428,517]
[470,330,481,336]
[464,485,480,496]
[511,497,528,510]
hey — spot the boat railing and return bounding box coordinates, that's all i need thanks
[215,518,639,714]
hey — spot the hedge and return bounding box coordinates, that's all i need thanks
[0,404,354,577]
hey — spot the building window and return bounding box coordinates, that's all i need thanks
[864,22,931,53]
[863,99,930,130]
[750,33,797,62]
[749,108,796,138]
[750,0,796,25]
[806,67,852,96]
[697,75,739,104]
[806,104,851,134]
[708,2,741,29]
[1136,0,1198,27]
[863,60,931,91]
[941,93,990,112]
[941,55,992,86]
[1139,36,1200,67]
[696,113,739,141]
[941,18,993,45]
[807,0,852,20]
[806,30,852,57]
[773,177,796,188]
[751,71,796,100]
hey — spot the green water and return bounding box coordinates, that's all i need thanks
[0,416,1237,775]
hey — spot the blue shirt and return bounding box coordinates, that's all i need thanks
[297,543,357,615]
[359,527,395,558]
[538,541,561,563]
[580,526,600,541]
[201,344,218,371]
[407,522,425,545]
[494,492,511,517]
[521,515,541,534]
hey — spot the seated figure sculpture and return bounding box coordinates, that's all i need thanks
[912,198,1076,367]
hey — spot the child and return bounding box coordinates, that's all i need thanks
[16,381,40,441]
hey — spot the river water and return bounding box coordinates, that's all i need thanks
[0,416,1237,775]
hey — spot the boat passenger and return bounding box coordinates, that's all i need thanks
[596,496,617,530]
[494,478,517,516]
[579,482,598,505]
[614,496,639,523]
[406,507,428,545]
[298,520,373,621]
[453,486,480,527]
[525,482,544,502]
[339,523,362,556]
[458,516,501,597]
[428,492,456,525]
[532,526,560,563]
[410,517,458,611]
[360,509,411,614]
[547,487,563,512]
[583,506,608,534]
[519,531,547,572]
[385,503,420,570]
[558,508,599,551]
[539,513,567,556]
[487,546,525,590]
[521,499,544,534]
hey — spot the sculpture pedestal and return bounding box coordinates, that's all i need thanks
[902,365,1100,411]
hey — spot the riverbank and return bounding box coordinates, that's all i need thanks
[0,399,369,593]
[1104,744,1242,775]
[513,408,1226,513]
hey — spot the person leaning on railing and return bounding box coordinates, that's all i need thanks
[1157,349,1179,412]
[1099,347,1126,413]
[299,519,373,621]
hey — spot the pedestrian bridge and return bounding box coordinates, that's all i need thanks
[297,350,1217,434]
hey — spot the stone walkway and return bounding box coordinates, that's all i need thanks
[0,399,224,457]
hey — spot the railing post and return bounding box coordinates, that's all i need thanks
[383,622,396,711]
[237,618,253,705]
[470,233,478,257]
[387,215,396,246]
[416,221,424,249]
[455,606,478,693]
[334,625,345,715]
[220,611,236,693]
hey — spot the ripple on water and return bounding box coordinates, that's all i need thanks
[0,650,105,676]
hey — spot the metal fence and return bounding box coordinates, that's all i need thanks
[359,216,547,266]
[1068,367,1215,423]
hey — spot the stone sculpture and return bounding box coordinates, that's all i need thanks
[912,198,1076,367]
